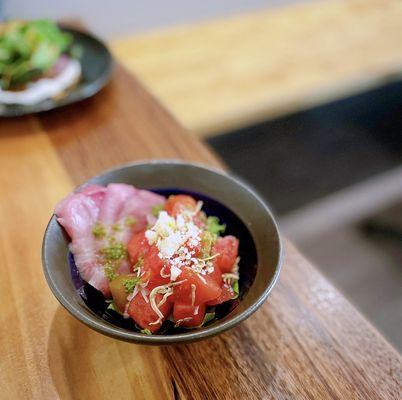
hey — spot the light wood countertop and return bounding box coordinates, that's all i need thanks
[0,64,401,399]
[112,0,402,136]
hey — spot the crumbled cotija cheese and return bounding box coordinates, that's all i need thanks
[145,208,214,280]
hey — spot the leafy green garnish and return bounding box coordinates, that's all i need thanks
[206,216,226,236]
[106,302,117,312]
[122,277,140,294]
[140,328,152,335]
[232,280,239,299]
[0,20,74,89]
[202,312,216,325]
[152,204,164,217]
[92,223,106,239]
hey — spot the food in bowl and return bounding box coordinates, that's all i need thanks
[55,183,241,334]
[42,161,280,344]
[0,19,81,105]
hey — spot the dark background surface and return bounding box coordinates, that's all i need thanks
[209,80,402,215]
[209,80,402,351]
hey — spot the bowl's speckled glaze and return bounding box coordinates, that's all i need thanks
[42,161,282,344]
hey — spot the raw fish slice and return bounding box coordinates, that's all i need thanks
[69,236,98,281]
[117,260,132,275]
[92,184,137,272]
[55,193,99,238]
[55,192,109,295]
[56,184,166,297]
[98,183,137,225]
[109,189,166,273]
[79,184,106,209]
[83,184,162,284]
[118,189,165,232]
[137,189,166,204]
[79,184,138,287]
[112,189,165,250]
[137,189,166,227]
[87,267,111,297]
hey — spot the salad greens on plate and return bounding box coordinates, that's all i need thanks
[0,19,75,90]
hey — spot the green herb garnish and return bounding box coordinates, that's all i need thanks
[152,204,164,217]
[206,216,226,236]
[202,312,216,325]
[140,328,152,335]
[232,280,239,299]
[106,302,117,312]
[92,223,106,239]
[104,263,118,281]
[101,241,127,261]
[101,242,127,282]
[124,216,136,227]
[122,277,140,294]
[111,223,122,232]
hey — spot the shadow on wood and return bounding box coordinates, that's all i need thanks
[47,306,173,399]
[162,324,279,400]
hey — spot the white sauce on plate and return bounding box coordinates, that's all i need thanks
[0,58,81,105]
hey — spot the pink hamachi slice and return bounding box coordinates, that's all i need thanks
[55,191,111,295]
[79,184,106,209]
[55,183,166,297]
[55,191,99,240]
[98,183,136,225]
[117,188,165,231]
[109,187,166,263]
[95,184,142,273]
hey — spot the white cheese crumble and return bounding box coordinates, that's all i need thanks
[146,211,200,259]
[145,209,211,280]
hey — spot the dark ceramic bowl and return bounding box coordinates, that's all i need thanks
[0,27,113,117]
[42,161,282,344]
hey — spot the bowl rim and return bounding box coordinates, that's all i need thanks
[42,159,283,344]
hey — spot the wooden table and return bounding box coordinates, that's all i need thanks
[112,0,402,136]
[0,65,400,399]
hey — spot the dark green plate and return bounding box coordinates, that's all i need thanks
[0,27,113,117]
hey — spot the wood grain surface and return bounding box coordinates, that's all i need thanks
[112,0,402,136]
[0,65,401,400]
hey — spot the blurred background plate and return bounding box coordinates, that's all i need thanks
[0,27,113,117]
